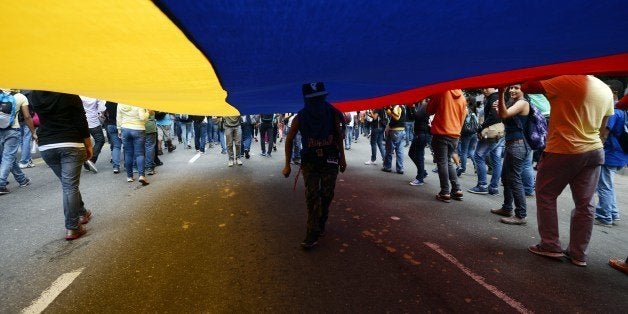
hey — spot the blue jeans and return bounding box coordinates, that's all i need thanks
[431,135,461,194]
[457,133,477,173]
[40,147,88,230]
[88,126,106,163]
[0,129,28,187]
[122,128,146,177]
[370,128,386,162]
[241,123,253,154]
[145,133,157,169]
[344,126,354,149]
[501,141,531,218]
[219,129,226,152]
[404,122,414,145]
[383,129,405,172]
[522,151,535,195]
[19,124,32,164]
[408,132,430,181]
[474,137,505,189]
[208,123,219,143]
[174,121,182,142]
[106,125,122,169]
[596,165,622,224]
[193,122,208,151]
[180,122,194,146]
[292,131,302,160]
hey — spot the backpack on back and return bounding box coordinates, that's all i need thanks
[618,110,628,153]
[461,112,479,135]
[518,103,548,150]
[0,93,18,129]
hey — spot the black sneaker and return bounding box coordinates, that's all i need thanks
[318,224,326,237]
[19,179,31,187]
[300,240,318,250]
[0,186,9,195]
[300,235,319,250]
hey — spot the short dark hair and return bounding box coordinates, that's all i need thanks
[605,79,624,98]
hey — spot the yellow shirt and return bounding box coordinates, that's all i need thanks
[541,75,614,154]
[117,104,149,130]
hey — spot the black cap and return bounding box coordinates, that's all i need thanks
[302,82,328,98]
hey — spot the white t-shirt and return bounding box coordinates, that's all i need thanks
[80,96,107,128]
[347,111,357,127]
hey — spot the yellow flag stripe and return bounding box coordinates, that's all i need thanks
[0,0,237,115]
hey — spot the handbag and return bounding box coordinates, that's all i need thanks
[480,122,505,139]
[31,112,40,127]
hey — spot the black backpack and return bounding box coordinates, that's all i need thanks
[461,112,479,135]
[155,111,167,120]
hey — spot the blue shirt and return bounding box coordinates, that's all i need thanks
[156,113,173,126]
[603,109,628,167]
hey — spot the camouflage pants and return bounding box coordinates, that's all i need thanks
[301,162,339,237]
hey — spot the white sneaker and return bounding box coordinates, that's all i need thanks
[228,160,234,167]
[364,160,377,165]
[236,159,243,165]
[409,179,424,186]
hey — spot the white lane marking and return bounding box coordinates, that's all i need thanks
[188,152,201,164]
[22,268,85,314]
[424,242,532,314]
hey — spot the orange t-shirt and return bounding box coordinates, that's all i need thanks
[426,89,467,138]
[541,75,614,154]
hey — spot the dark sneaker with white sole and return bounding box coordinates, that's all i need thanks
[467,185,488,195]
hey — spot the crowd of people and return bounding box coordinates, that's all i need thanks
[0,75,626,273]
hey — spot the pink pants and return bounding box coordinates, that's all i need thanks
[535,149,603,262]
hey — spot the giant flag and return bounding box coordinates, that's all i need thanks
[1,1,627,115]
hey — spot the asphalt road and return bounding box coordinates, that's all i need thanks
[1,136,627,313]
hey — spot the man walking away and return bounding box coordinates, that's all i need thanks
[426,90,467,202]
[283,82,346,250]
